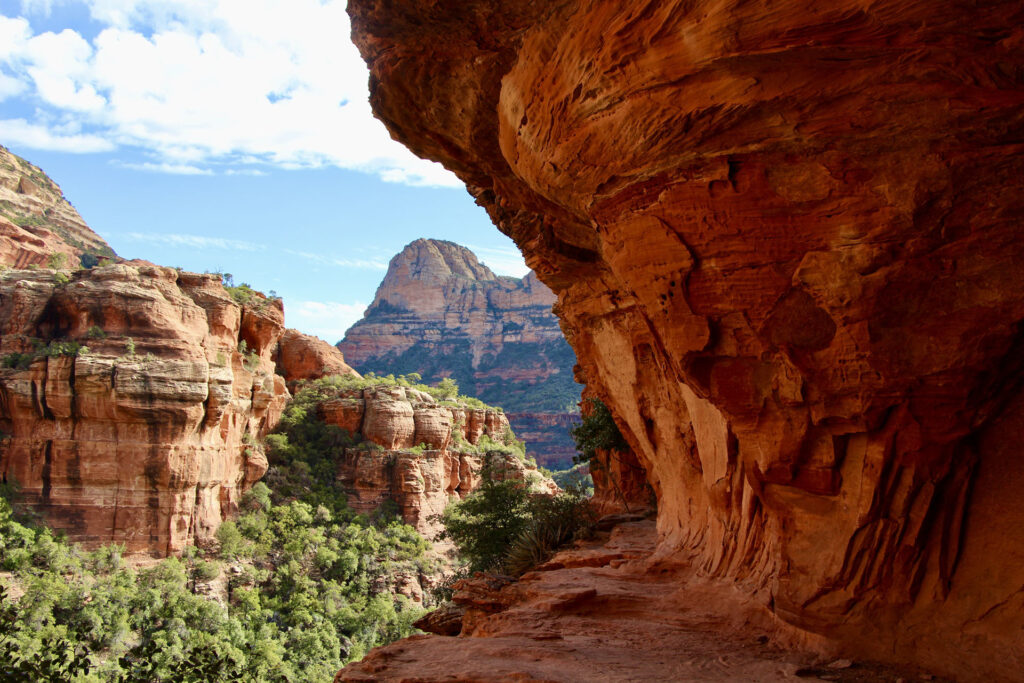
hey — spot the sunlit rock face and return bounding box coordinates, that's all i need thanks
[0,144,116,268]
[0,263,288,556]
[349,1,1024,678]
[275,327,360,389]
[338,238,581,467]
[321,384,557,538]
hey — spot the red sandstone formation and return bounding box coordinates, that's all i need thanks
[0,145,116,267]
[348,1,1024,679]
[274,327,359,388]
[339,519,935,682]
[337,238,580,467]
[319,384,557,537]
[0,262,288,556]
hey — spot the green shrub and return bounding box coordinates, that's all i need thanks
[191,559,220,582]
[2,353,34,370]
[570,397,629,464]
[46,252,68,270]
[433,455,592,578]
[85,325,106,340]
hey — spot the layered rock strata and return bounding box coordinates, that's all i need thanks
[0,145,116,267]
[321,384,557,537]
[349,1,1024,679]
[0,262,288,555]
[338,238,580,467]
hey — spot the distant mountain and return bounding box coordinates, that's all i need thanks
[338,238,581,467]
[0,144,116,268]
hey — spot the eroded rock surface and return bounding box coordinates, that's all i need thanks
[274,328,359,388]
[338,520,939,683]
[338,238,580,467]
[0,145,116,267]
[0,263,288,555]
[321,385,557,536]
[349,1,1024,678]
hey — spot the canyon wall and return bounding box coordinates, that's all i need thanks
[0,145,117,268]
[275,327,359,388]
[338,238,580,467]
[317,383,557,537]
[0,263,288,556]
[348,1,1024,678]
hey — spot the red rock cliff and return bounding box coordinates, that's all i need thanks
[0,145,117,268]
[318,384,557,537]
[0,262,288,556]
[349,1,1024,678]
[338,238,581,466]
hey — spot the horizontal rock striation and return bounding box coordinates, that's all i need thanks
[338,238,580,467]
[349,1,1024,679]
[0,145,116,268]
[320,384,557,537]
[0,262,288,555]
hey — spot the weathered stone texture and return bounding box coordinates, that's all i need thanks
[338,238,580,467]
[349,1,1024,678]
[322,386,557,536]
[0,263,288,555]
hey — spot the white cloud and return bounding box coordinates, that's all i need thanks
[284,249,388,270]
[119,161,212,174]
[0,0,462,188]
[0,117,115,152]
[287,300,367,344]
[121,232,264,251]
[466,244,530,278]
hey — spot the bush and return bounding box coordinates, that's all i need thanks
[434,455,593,578]
[570,397,629,464]
[46,252,67,270]
[191,559,220,582]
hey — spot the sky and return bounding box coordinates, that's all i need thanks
[0,0,528,343]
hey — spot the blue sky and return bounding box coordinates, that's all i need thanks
[0,0,527,343]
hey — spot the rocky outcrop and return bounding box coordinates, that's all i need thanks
[0,262,288,556]
[337,238,580,467]
[0,145,116,268]
[339,519,937,682]
[320,384,557,537]
[349,1,1024,679]
[274,328,359,388]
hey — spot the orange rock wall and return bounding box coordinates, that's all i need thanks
[349,1,1024,678]
[338,238,581,466]
[0,145,116,266]
[275,327,359,388]
[320,385,557,536]
[0,263,288,556]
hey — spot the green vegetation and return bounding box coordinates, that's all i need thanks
[288,373,504,413]
[353,336,582,414]
[220,275,281,311]
[570,397,629,464]
[434,456,593,586]
[549,463,594,497]
[238,341,260,372]
[0,373,452,681]
[47,252,68,270]
[2,339,89,370]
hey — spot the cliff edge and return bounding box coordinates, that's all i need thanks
[347,1,1024,679]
